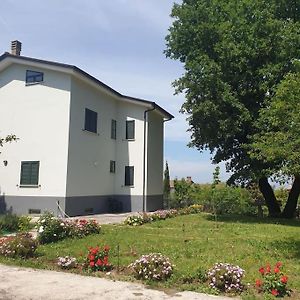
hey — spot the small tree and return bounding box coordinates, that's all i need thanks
[163,161,171,208]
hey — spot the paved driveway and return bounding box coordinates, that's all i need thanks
[0,264,236,300]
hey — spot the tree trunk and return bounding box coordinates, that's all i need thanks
[281,175,300,219]
[258,177,281,217]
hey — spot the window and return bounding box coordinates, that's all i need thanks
[26,70,44,84]
[84,108,98,133]
[110,160,116,173]
[20,161,40,186]
[111,119,116,139]
[125,166,134,186]
[126,120,135,140]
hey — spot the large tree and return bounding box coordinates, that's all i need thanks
[165,0,300,217]
[251,67,300,218]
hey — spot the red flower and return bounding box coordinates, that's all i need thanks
[89,255,95,261]
[281,276,288,284]
[96,259,103,266]
[276,262,282,268]
[89,261,95,267]
[266,264,271,274]
[271,289,279,296]
[255,279,262,287]
[259,267,265,275]
[274,267,280,273]
[103,256,108,265]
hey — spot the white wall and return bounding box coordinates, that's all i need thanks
[0,63,71,197]
[146,111,164,195]
[66,76,147,197]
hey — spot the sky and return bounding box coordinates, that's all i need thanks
[0,0,230,183]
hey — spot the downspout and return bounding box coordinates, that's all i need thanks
[143,103,156,212]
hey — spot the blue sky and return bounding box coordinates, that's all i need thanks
[0,0,229,183]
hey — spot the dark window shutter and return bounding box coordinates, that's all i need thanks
[126,120,135,139]
[20,161,39,185]
[111,119,116,139]
[85,108,98,133]
[110,160,116,173]
[125,166,134,186]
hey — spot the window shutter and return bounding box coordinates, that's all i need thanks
[20,161,39,185]
[85,108,98,133]
[126,120,135,139]
[125,166,134,186]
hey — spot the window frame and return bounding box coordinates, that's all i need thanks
[84,108,98,134]
[26,70,44,84]
[125,166,134,186]
[126,120,135,140]
[20,161,40,187]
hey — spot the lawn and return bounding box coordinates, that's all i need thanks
[1,213,299,299]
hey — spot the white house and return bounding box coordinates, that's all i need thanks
[0,41,173,216]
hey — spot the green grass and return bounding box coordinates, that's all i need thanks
[1,213,299,299]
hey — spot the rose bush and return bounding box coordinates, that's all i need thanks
[85,245,112,272]
[256,262,290,297]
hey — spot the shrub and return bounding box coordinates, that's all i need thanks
[178,204,203,215]
[0,233,37,258]
[256,262,290,297]
[150,209,178,221]
[202,186,256,216]
[124,215,146,226]
[0,214,20,232]
[37,213,101,244]
[129,253,174,281]
[207,263,245,294]
[57,256,77,269]
[18,216,32,232]
[85,245,112,272]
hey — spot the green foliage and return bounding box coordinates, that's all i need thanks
[171,178,194,208]
[0,214,20,233]
[165,0,300,184]
[18,216,32,232]
[251,70,300,179]
[0,233,37,258]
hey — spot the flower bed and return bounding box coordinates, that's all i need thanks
[124,206,202,226]
[37,213,101,244]
[57,256,77,269]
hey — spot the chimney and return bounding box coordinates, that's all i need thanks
[11,40,22,56]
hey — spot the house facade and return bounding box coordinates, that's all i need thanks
[0,41,173,216]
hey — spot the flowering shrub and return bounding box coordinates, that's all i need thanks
[207,263,245,293]
[85,245,112,272]
[57,256,77,269]
[0,233,37,258]
[255,262,290,297]
[129,253,174,281]
[124,215,146,226]
[150,209,178,220]
[37,213,101,244]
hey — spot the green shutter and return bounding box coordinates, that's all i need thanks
[20,161,39,185]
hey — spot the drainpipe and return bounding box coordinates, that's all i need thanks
[143,103,156,212]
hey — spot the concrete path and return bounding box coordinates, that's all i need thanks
[0,264,236,300]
